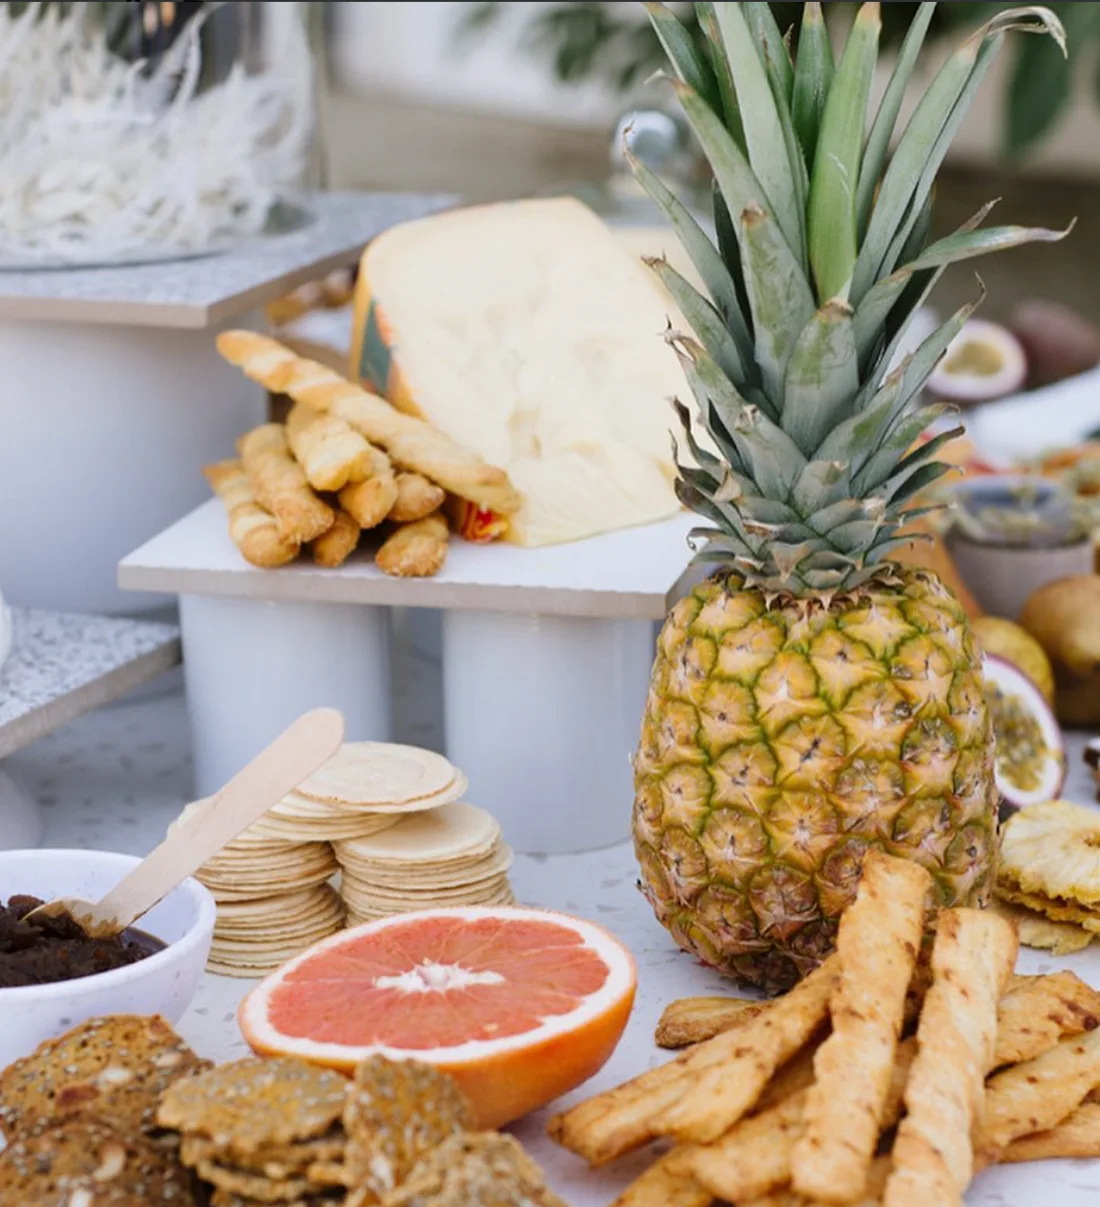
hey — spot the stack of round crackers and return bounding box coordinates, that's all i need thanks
[335,801,515,927]
[174,741,476,977]
[171,801,346,979]
[250,741,468,844]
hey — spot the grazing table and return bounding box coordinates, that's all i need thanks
[14,681,1100,1206]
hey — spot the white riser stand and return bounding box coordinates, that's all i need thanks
[0,317,265,615]
[121,502,698,853]
[0,191,451,616]
[179,594,392,799]
[442,611,653,853]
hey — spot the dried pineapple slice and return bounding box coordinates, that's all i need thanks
[992,900,1094,956]
[1000,800,1100,907]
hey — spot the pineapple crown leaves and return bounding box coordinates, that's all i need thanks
[637,1,1072,596]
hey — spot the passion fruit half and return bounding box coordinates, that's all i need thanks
[983,653,1066,809]
[928,319,1027,404]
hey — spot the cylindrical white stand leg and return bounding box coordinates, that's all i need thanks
[180,594,392,798]
[0,766,44,850]
[441,611,655,855]
[0,315,265,615]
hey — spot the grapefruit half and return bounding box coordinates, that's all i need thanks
[238,905,636,1128]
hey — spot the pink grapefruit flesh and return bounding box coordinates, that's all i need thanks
[239,906,636,1128]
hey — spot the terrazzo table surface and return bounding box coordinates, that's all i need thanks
[10,685,1100,1206]
[0,609,179,759]
[0,192,452,328]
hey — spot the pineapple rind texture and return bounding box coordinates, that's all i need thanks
[633,566,998,994]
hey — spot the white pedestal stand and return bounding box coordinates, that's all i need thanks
[442,611,655,852]
[120,502,698,853]
[0,609,180,850]
[0,192,451,616]
[179,594,392,798]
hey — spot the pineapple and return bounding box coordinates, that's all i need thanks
[632,1,1069,993]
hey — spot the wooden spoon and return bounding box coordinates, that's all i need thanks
[25,708,345,939]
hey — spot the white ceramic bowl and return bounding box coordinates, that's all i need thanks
[0,849,216,1072]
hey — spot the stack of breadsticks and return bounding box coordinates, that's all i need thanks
[552,849,1100,1207]
[205,331,521,577]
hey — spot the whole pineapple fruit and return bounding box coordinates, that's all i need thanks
[632,1,1068,993]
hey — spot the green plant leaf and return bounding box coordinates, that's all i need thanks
[791,2,834,167]
[744,2,796,102]
[628,148,752,360]
[645,2,722,117]
[712,183,754,342]
[670,78,778,229]
[783,301,860,456]
[792,459,852,514]
[808,1,880,302]
[738,203,817,406]
[1007,1,1092,155]
[697,2,745,148]
[713,3,805,261]
[870,199,997,378]
[856,3,937,238]
[645,255,747,386]
[852,6,1066,304]
[908,219,1073,268]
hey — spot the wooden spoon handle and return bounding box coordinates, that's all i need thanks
[97,709,345,932]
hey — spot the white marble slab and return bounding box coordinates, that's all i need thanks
[119,499,700,620]
[10,688,1100,1206]
[0,192,452,329]
[0,609,180,760]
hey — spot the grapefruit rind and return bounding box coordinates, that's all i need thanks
[239,906,636,1067]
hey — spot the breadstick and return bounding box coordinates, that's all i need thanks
[238,423,334,544]
[339,445,398,529]
[375,512,449,578]
[312,508,360,568]
[203,460,299,569]
[217,331,521,516]
[389,472,445,523]
[286,403,375,492]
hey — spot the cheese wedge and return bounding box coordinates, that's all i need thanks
[351,198,690,547]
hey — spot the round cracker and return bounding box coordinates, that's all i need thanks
[337,844,513,890]
[248,811,405,844]
[214,885,336,920]
[333,803,500,868]
[293,741,459,808]
[207,870,336,904]
[169,800,302,854]
[339,875,511,904]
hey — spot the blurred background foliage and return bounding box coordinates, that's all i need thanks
[462,1,1098,158]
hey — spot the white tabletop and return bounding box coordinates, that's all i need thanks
[119,499,701,620]
[0,192,451,329]
[12,684,1100,1206]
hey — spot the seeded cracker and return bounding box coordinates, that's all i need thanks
[380,1132,567,1207]
[0,1118,196,1206]
[210,1191,343,1207]
[158,1058,346,1156]
[343,1056,474,1203]
[192,1157,314,1202]
[180,1131,347,1175]
[0,1014,209,1141]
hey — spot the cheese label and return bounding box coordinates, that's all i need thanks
[355,296,392,395]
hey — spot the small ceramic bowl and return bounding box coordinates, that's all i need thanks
[0,848,216,1071]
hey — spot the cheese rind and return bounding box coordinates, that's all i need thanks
[352,198,690,547]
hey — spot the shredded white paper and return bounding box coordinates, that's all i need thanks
[0,3,314,265]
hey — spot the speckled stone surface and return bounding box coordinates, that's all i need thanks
[0,608,180,758]
[0,192,453,328]
[8,683,1100,1205]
